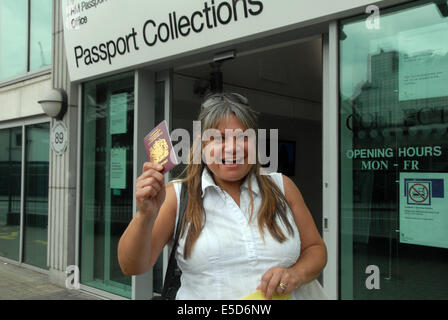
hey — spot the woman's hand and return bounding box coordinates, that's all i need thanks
[257,267,303,299]
[136,162,166,220]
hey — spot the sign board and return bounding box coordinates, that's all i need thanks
[110,93,128,135]
[110,148,126,189]
[61,0,380,81]
[399,172,448,249]
[51,121,68,156]
[399,22,448,101]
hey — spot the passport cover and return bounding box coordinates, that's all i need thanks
[144,120,179,174]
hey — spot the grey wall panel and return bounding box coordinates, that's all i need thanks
[47,0,78,285]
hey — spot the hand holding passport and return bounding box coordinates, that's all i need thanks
[144,120,179,174]
[136,121,178,216]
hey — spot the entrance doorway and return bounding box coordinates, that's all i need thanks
[168,36,323,281]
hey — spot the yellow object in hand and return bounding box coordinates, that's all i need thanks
[241,290,292,300]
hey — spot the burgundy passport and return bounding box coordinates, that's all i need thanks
[144,120,179,174]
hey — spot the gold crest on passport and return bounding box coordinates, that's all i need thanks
[144,120,178,173]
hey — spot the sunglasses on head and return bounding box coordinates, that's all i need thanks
[201,92,249,109]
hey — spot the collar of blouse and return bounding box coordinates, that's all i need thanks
[200,168,261,199]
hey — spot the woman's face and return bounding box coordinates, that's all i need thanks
[203,114,254,185]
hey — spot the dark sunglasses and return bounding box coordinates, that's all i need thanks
[201,92,249,109]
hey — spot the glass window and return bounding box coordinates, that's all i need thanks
[0,0,27,81]
[23,123,50,269]
[80,72,134,298]
[0,0,53,81]
[0,127,22,261]
[29,0,52,71]
[340,0,448,299]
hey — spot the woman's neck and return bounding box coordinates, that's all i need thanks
[212,175,243,195]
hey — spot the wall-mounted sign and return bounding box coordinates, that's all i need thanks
[62,0,378,82]
[110,148,126,189]
[344,145,444,171]
[110,93,128,135]
[51,121,68,156]
[399,172,448,249]
[399,22,448,101]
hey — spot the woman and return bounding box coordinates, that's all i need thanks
[118,92,327,300]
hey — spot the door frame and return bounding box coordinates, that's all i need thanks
[159,23,341,299]
[0,115,51,273]
[322,21,339,300]
[77,20,341,300]
[155,70,173,286]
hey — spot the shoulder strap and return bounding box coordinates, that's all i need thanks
[160,181,188,299]
[172,181,188,252]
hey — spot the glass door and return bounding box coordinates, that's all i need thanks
[22,123,50,269]
[130,69,168,299]
[340,0,448,299]
[0,121,50,269]
[0,127,22,261]
[80,72,134,298]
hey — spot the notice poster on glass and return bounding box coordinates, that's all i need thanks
[110,93,128,134]
[398,22,448,101]
[110,148,126,189]
[399,172,448,249]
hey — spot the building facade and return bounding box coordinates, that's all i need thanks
[0,0,54,273]
[0,0,447,300]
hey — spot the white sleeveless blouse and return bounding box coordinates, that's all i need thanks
[171,169,302,300]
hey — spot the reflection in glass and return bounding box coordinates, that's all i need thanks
[23,123,50,269]
[30,0,53,71]
[0,128,22,261]
[81,73,134,298]
[0,0,27,80]
[340,0,448,299]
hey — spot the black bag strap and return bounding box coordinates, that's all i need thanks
[160,181,188,300]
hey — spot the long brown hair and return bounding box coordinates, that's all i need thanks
[177,93,294,259]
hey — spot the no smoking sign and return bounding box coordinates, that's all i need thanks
[407,181,431,205]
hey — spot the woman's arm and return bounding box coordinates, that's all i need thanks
[258,175,327,299]
[117,162,177,276]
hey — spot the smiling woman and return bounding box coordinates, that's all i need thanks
[171,121,277,171]
[118,92,327,300]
